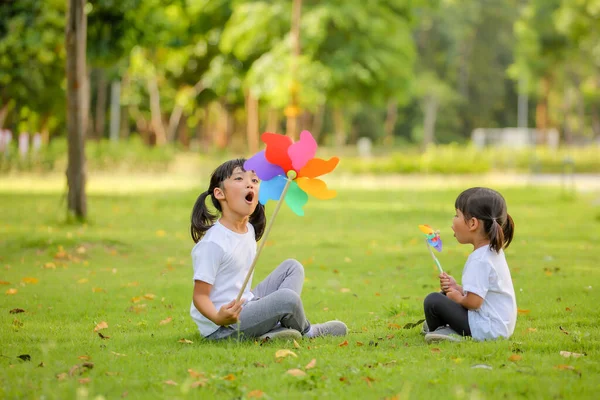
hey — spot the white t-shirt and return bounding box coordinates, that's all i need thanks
[189,221,256,337]
[462,245,517,341]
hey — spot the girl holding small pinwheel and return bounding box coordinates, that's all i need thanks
[189,132,347,341]
[423,187,517,343]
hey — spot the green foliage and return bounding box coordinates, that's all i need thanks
[1,185,599,398]
[342,144,600,174]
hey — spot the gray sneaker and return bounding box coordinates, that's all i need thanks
[309,320,348,337]
[421,321,429,336]
[258,327,302,341]
[425,326,463,343]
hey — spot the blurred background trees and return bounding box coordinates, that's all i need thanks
[1,0,599,152]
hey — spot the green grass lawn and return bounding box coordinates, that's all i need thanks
[1,184,599,399]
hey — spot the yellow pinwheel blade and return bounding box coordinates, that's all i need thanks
[418,224,434,235]
[296,177,337,200]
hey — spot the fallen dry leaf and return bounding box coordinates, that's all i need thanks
[559,326,569,335]
[6,288,17,295]
[223,374,236,381]
[286,368,307,377]
[92,288,105,293]
[356,341,364,347]
[178,338,193,344]
[275,349,297,359]
[305,358,317,370]
[555,364,575,370]
[508,354,522,362]
[111,351,126,357]
[362,376,376,387]
[164,380,178,386]
[94,321,108,332]
[78,378,91,384]
[560,351,585,358]
[188,369,205,379]
[43,262,56,269]
[56,373,68,381]
[9,308,25,314]
[338,340,349,347]
[159,317,172,325]
[144,293,156,300]
[21,277,39,284]
[527,328,537,333]
[388,323,401,330]
[0,280,10,285]
[340,288,351,293]
[517,308,530,315]
[430,348,441,354]
[131,296,142,303]
[293,339,300,349]
[247,390,264,398]
[78,355,91,361]
[190,380,207,388]
[77,278,88,284]
[565,307,572,312]
[98,332,110,340]
[156,230,167,237]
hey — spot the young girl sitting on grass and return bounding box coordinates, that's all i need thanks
[423,187,517,343]
[189,158,347,341]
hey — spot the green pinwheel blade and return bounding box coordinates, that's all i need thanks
[284,180,308,216]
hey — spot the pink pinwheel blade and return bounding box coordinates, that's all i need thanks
[288,130,317,171]
[244,150,284,181]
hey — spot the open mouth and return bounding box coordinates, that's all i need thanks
[245,192,255,203]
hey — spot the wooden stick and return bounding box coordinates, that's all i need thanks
[236,177,293,301]
[426,239,444,274]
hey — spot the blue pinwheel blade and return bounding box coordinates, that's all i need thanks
[258,175,287,205]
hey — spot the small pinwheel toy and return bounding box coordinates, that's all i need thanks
[418,224,443,273]
[236,130,339,300]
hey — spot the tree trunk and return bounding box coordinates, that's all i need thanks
[285,0,302,140]
[214,102,228,149]
[384,98,398,146]
[333,107,346,148]
[422,94,439,150]
[94,68,107,139]
[167,80,203,143]
[178,114,189,148]
[65,0,88,219]
[0,102,9,128]
[266,107,279,133]
[246,91,259,154]
[592,103,600,140]
[312,103,325,142]
[147,74,166,145]
[40,114,50,144]
[535,75,552,144]
[120,73,130,139]
[109,80,121,142]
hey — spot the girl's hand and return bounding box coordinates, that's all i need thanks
[446,289,463,304]
[439,272,459,293]
[216,299,244,326]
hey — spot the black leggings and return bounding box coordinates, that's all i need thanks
[423,292,472,336]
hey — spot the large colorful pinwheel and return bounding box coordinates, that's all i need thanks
[236,131,339,301]
[244,130,339,216]
[418,224,444,273]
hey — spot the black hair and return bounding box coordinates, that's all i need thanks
[455,187,515,253]
[190,158,266,243]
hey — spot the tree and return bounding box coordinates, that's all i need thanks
[65,0,88,219]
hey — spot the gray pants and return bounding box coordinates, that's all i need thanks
[206,259,311,340]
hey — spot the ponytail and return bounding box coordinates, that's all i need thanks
[190,191,218,243]
[250,203,266,241]
[488,219,504,253]
[502,213,514,249]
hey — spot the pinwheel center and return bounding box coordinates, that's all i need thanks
[286,170,297,180]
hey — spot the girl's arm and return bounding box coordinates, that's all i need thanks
[193,280,243,326]
[446,290,484,310]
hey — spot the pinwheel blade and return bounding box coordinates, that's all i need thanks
[284,180,308,216]
[263,132,293,172]
[418,224,434,235]
[288,130,317,171]
[244,150,285,181]
[258,175,287,205]
[296,177,337,200]
[429,236,443,252]
[298,157,339,179]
